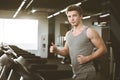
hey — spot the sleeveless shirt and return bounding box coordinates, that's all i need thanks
[67,27,95,75]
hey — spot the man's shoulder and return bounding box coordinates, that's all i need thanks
[65,30,71,37]
[86,27,99,38]
[87,27,97,33]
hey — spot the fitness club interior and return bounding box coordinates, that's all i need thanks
[0,0,119,80]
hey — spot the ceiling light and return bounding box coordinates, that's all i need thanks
[13,0,27,18]
[47,15,53,19]
[25,0,34,9]
[60,9,67,13]
[99,13,110,18]
[31,9,37,13]
[47,1,83,19]
[82,16,91,19]
[53,12,60,16]
[75,2,82,6]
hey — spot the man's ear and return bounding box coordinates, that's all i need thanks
[80,15,83,19]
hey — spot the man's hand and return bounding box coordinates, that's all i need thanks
[77,55,89,64]
[50,42,58,53]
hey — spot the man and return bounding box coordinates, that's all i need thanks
[50,5,107,80]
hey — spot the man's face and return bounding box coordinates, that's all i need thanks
[66,11,82,26]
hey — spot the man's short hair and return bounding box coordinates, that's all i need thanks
[65,5,83,16]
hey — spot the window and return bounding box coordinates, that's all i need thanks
[0,19,38,50]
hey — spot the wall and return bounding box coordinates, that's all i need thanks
[110,9,120,79]
[55,14,67,46]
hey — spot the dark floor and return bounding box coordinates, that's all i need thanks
[46,58,72,70]
[47,58,73,80]
[46,57,110,80]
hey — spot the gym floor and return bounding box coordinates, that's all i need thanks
[46,57,110,80]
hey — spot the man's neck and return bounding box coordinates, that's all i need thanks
[73,23,84,31]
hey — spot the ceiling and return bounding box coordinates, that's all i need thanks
[0,0,110,15]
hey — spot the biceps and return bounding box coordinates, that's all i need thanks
[91,36,104,49]
[63,42,69,53]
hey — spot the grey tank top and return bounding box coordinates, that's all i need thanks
[67,27,95,75]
